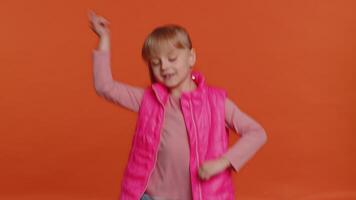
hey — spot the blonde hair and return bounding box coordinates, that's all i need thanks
[141,24,193,83]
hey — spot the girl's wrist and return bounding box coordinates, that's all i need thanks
[219,156,231,169]
[100,33,110,40]
[98,35,110,51]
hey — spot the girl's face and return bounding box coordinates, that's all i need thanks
[149,41,196,93]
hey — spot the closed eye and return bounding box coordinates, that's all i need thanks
[168,57,177,62]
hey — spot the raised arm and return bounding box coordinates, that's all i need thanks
[92,49,144,112]
[222,97,268,172]
[89,10,144,112]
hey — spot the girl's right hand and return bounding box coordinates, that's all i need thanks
[88,9,110,38]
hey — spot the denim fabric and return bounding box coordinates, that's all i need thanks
[140,193,154,200]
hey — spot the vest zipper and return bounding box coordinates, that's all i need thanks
[139,102,165,199]
[139,141,160,199]
[189,99,203,200]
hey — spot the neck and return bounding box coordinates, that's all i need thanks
[170,79,197,98]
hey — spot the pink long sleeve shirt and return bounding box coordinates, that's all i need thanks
[92,49,267,200]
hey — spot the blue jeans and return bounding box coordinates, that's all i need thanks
[140,193,154,200]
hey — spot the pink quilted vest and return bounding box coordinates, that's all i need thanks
[119,71,234,200]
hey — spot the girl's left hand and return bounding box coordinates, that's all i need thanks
[198,156,231,180]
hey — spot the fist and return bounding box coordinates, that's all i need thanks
[87,9,110,38]
[198,156,231,181]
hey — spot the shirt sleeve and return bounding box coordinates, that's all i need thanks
[92,49,144,112]
[222,97,268,172]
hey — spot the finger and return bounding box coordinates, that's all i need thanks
[88,13,98,25]
[198,168,202,177]
[102,17,110,25]
[90,12,102,25]
[98,16,109,26]
[89,22,99,33]
[87,9,96,20]
[89,25,97,34]
[89,9,96,17]
[198,168,206,180]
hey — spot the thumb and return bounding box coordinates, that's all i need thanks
[104,18,110,25]
[99,16,110,25]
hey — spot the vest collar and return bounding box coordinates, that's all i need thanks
[151,71,206,105]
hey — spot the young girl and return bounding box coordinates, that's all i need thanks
[88,10,267,200]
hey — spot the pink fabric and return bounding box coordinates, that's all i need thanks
[92,49,267,200]
[145,94,192,200]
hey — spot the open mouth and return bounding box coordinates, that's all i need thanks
[163,73,175,80]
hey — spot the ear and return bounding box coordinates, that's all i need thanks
[189,48,196,67]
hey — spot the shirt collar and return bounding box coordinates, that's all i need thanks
[151,71,206,105]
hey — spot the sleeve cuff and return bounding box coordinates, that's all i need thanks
[92,49,110,56]
[222,154,240,173]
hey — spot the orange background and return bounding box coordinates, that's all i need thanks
[1,0,355,199]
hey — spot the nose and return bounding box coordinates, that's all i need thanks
[160,60,169,71]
